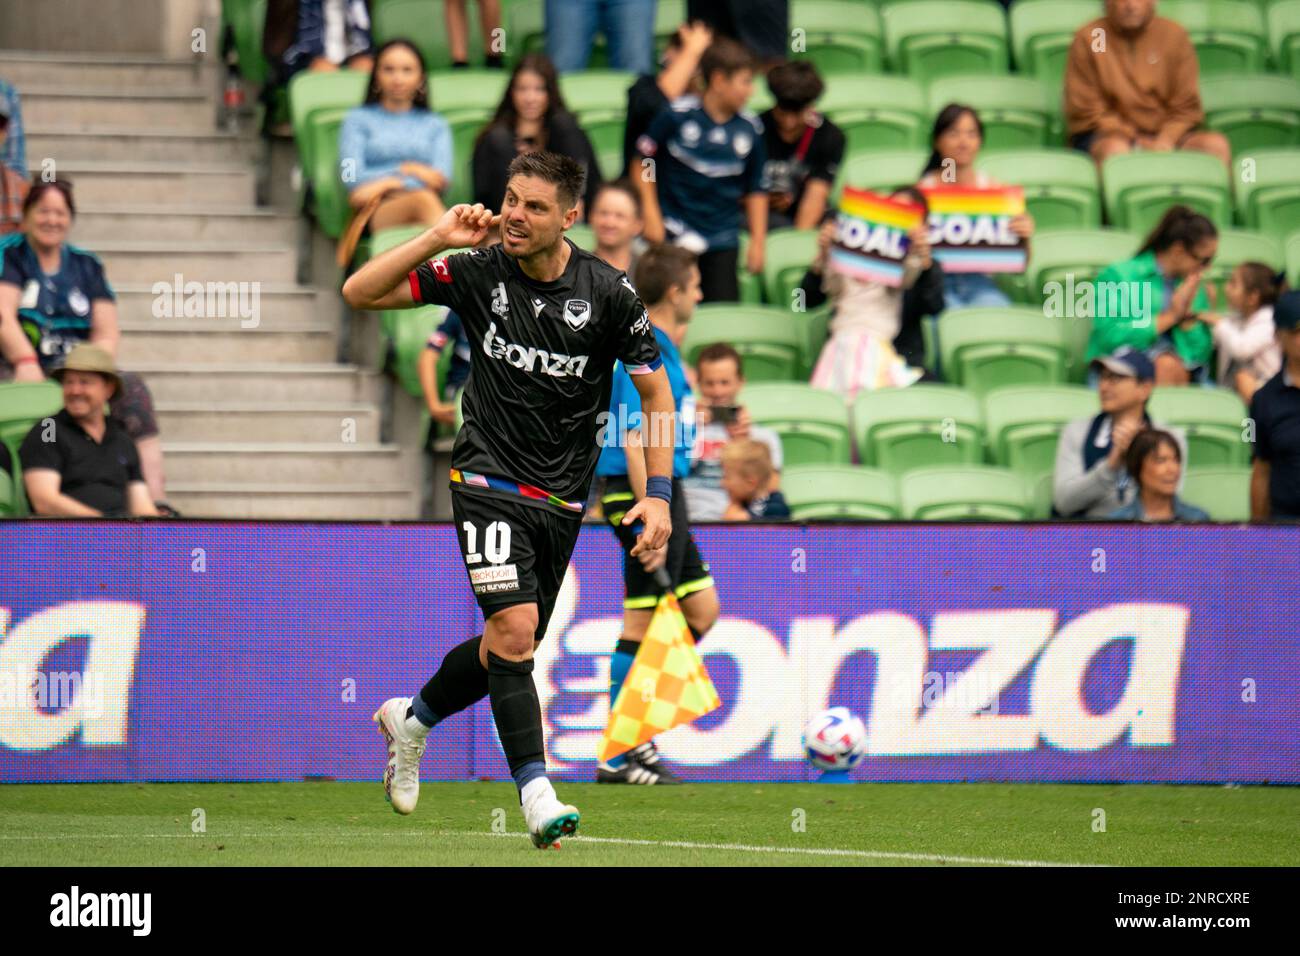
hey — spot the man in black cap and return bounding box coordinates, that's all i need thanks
[1054,345,1188,518]
[1250,290,1300,521]
[19,343,157,517]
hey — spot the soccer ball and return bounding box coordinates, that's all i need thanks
[803,707,867,771]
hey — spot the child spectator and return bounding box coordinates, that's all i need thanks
[760,60,844,231]
[806,189,933,399]
[338,40,453,233]
[1108,428,1209,522]
[918,104,1035,310]
[1201,262,1285,403]
[472,54,602,213]
[721,439,790,520]
[636,37,768,302]
[446,0,504,69]
[622,21,713,180]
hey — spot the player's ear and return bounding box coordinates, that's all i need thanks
[563,200,580,230]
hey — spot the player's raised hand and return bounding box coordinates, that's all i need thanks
[625,497,671,555]
[433,203,502,249]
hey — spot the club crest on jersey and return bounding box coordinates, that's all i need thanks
[734,131,752,157]
[681,121,701,145]
[563,298,592,331]
[431,258,452,283]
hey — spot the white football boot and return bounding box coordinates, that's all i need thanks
[521,779,580,849]
[373,697,426,814]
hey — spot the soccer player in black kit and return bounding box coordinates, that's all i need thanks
[343,152,674,848]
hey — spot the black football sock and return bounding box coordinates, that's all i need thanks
[487,652,547,792]
[411,635,488,727]
[688,621,709,644]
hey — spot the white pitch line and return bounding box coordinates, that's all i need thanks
[0,829,1103,866]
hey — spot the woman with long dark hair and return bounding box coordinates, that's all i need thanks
[471,53,602,214]
[338,38,453,231]
[1088,204,1218,386]
[918,103,1035,310]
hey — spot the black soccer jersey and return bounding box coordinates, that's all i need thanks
[409,238,662,515]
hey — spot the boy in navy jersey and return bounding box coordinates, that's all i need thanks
[636,36,768,302]
[343,152,675,848]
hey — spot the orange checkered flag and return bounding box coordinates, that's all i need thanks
[598,587,721,763]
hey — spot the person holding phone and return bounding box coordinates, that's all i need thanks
[682,342,784,520]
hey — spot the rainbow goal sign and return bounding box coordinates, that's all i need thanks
[828,187,926,288]
[919,184,1027,273]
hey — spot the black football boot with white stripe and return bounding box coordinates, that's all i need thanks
[628,740,684,784]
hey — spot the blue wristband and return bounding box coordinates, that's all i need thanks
[646,476,672,503]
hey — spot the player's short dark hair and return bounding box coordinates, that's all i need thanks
[696,342,744,377]
[766,60,824,111]
[592,178,642,217]
[1126,428,1182,487]
[635,244,697,306]
[506,151,587,209]
[700,37,755,86]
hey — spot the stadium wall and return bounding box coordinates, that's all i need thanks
[1,521,1297,784]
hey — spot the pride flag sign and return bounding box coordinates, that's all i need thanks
[828,187,926,288]
[919,184,1027,273]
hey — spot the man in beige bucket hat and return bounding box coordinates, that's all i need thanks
[18,343,158,517]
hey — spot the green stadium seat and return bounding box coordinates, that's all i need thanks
[373,0,486,70]
[882,1,1011,80]
[1101,152,1232,236]
[1009,0,1101,89]
[654,1,688,59]
[1288,231,1300,286]
[391,304,448,398]
[1029,470,1055,520]
[565,223,596,250]
[1270,0,1300,81]
[938,306,1072,396]
[289,70,368,170]
[1180,467,1251,522]
[1201,75,1300,154]
[797,305,832,378]
[0,469,13,518]
[1160,0,1267,76]
[428,69,510,117]
[978,148,1101,230]
[1236,149,1300,244]
[1147,386,1251,468]
[444,111,488,206]
[740,383,853,466]
[734,233,764,305]
[596,143,625,181]
[763,230,819,308]
[900,465,1032,520]
[926,75,1053,151]
[789,0,886,74]
[832,149,927,200]
[982,384,1098,480]
[782,464,901,520]
[558,71,637,114]
[0,381,62,517]
[854,384,985,473]
[1205,229,1285,304]
[819,76,928,153]
[303,111,353,237]
[507,0,547,62]
[223,0,271,87]
[684,305,806,382]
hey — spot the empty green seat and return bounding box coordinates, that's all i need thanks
[1201,75,1300,154]
[558,70,637,114]
[797,305,832,378]
[428,69,510,118]
[1205,229,1285,304]
[854,384,985,473]
[507,0,547,62]
[0,381,63,517]
[983,384,1098,480]
[684,305,807,382]
[1029,470,1056,520]
[1236,149,1300,243]
[900,465,1031,520]
[1101,152,1232,236]
[1147,386,1251,468]
[289,70,367,169]
[1160,0,1267,76]
[1180,467,1251,521]
[1270,0,1300,81]
[305,110,352,237]
[978,148,1101,230]
[939,307,1071,396]
[833,149,927,200]
[789,0,886,73]
[1288,231,1300,286]
[783,464,901,520]
[444,111,488,206]
[741,383,853,466]
[222,0,271,87]
[1027,229,1141,300]
[1009,0,1101,89]
[926,75,1052,151]
[373,0,487,69]
[391,304,448,398]
[883,1,1011,79]
[763,230,819,308]
[820,76,928,153]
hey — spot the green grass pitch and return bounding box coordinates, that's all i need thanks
[2,782,1297,867]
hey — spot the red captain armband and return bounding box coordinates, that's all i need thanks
[408,270,422,303]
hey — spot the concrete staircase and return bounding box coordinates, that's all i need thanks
[2,49,420,519]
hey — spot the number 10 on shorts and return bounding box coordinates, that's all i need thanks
[463,520,512,565]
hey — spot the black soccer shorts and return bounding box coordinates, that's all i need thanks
[600,476,714,611]
[450,484,583,642]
